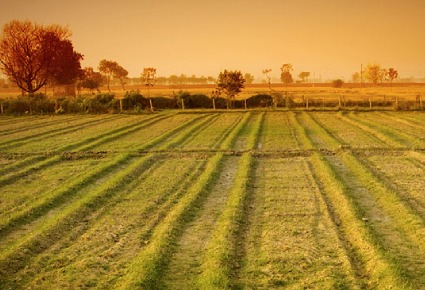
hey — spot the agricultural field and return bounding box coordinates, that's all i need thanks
[0,110,424,289]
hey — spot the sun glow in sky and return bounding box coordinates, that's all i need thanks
[1,0,425,80]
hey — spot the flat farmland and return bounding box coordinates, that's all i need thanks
[0,111,424,289]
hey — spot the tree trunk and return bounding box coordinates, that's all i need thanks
[369,96,372,109]
[212,98,216,110]
[120,78,125,91]
[119,99,123,112]
[1,101,3,114]
[244,98,247,110]
[149,98,153,112]
[181,98,185,110]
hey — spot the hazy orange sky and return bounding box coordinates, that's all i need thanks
[1,0,425,80]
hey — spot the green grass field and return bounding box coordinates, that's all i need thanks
[0,111,424,289]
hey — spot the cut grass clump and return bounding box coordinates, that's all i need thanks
[114,153,224,289]
[197,153,253,289]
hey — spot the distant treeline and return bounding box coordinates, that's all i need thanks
[0,91,423,115]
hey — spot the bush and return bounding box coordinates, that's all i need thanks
[3,94,56,114]
[122,91,150,111]
[183,94,212,109]
[247,94,273,108]
[332,79,344,88]
[152,96,178,110]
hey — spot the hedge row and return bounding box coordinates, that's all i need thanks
[0,91,423,114]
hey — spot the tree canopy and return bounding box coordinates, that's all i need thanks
[216,70,245,108]
[99,60,128,92]
[280,64,294,84]
[0,20,83,94]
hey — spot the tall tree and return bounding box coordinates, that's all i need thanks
[379,68,388,84]
[142,67,156,111]
[98,60,116,93]
[280,64,294,84]
[77,67,103,93]
[113,64,128,90]
[98,60,128,91]
[364,63,382,85]
[0,20,81,94]
[298,71,310,83]
[388,68,398,85]
[262,69,272,90]
[352,72,360,83]
[216,70,245,109]
[244,73,254,84]
[49,39,84,86]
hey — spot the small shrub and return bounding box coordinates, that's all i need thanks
[184,94,212,109]
[152,96,178,110]
[247,94,273,108]
[122,91,149,110]
[332,79,344,88]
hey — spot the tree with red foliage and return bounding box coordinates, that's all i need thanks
[0,20,83,95]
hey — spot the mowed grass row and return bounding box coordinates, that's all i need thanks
[0,112,254,288]
[362,150,425,220]
[237,156,359,289]
[114,112,256,289]
[1,111,424,289]
[339,112,425,148]
[0,113,193,186]
[11,156,207,289]
[0,115,86,135]
[0,113,246,283]
[295,111,425,288]
[0,114,126,149]
[307,112,386,148]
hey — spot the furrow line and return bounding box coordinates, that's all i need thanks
[196,112,263,288]
[307,152,409,289]
[209,114,244,149]
[159,114,220,150]
[114,112,253,288]
[342,152,425,246]
[114,153,225,289]
[0,114,169,188]
[355,152,425,221]
[220,112,252,150]
[10,157,205,289]
[0,154,154,278]
[0,115,85,136]
[341,113,423,148]
[291,112,412,288]
[63,114,170,152]
[0,115,121,149]
[197,153,253,289]
[0,154,130,238]
[138,114,211,152]
[0,114,213,240]
[0,116,117,145]
[378,112,425,131]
